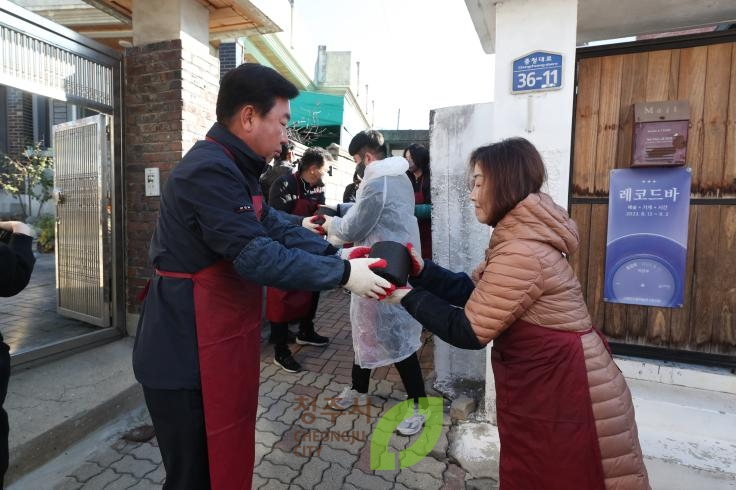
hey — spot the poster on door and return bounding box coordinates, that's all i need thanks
[603,167,691,308]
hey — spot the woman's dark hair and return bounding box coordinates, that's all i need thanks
[469,137,547,226]
[298,147,330,172]
[404,144,430,174]
[216,64,299,123]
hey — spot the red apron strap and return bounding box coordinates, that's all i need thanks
[155,268,194,279]
[205,136,236,161]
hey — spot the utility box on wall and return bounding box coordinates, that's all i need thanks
[632,101,689,168]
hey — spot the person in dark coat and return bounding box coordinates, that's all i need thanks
[266,147,332,373]
[342,163,365,203]
[404,143,432,259]
[132,64,391,490]
[0,220,35,488]
[259,142,294,203]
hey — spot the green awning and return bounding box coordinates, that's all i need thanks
[289,91,344,128]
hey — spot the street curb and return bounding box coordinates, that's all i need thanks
[6,383,144,485]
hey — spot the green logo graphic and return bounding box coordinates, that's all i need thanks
[370,397,443,470]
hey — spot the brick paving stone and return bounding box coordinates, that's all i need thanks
[251,473,268,489]
[260,479,291,490]
[345,468,395,489]
[264,380,291,400]
[441,463,467,490]
[143,464,166,485]
[353,440,400,483]
[291,455,330,489]
[254,441,272,467]
[104,474,139,489]
[256,417,291,438]
[263,447,307,472]
[130,442,163,465]
[79,469,120,489]
[53,477,83,490]
[299,371,320,386]
[317,445,358,469]
[396,467,445,490]
[406,457,447,479]
[67,461,103,483]
[288,384,322,398]
[261,399,291,421]
[311,373,334,390]
[313,462,351,490]
[253,459,298,484]
[274,425,303,453]
[111,454,158,479]
[429,425,450,460]
[125,480,161,489]
[87,448,125,468]
[258,378,277,397]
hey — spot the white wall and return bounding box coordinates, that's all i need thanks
[492,0,578,207]
[429,102,494,397]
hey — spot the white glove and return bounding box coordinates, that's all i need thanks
[321,215,334,235]
[345,258,392,299]
[382,287,411,305]
[327,232,346,247]
[301,216,324,235]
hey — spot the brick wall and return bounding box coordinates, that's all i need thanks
[6,88,33,156]
[124,39,219,316]
[219,42,236,80]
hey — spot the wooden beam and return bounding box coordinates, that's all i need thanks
[80,0,131,23]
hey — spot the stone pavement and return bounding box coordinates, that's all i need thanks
[42,289,486,490]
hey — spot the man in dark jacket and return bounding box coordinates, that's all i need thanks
[267,147,331,372]
[0,220,35,488]
[132,64,391,490]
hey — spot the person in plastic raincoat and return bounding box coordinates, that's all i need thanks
[320,130,428,436]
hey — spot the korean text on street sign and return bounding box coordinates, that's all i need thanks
[512,51,563,93]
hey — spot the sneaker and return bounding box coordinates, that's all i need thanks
[396,405,427,436]
[296,330,329,346]
[274,351,301,373]
[330,386,368,411]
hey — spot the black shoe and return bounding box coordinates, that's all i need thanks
[296,331,329,347]
[274,351,301,373]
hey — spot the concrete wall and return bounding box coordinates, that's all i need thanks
[428,102,494,398]
[492,0,578,207]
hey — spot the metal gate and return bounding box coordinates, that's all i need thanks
[53,114,111,327]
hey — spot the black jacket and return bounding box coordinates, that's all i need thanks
[0,234,35,297]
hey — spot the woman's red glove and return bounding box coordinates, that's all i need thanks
[406,243,424,276]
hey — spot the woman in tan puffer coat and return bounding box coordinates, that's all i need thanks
[387,137,650,490]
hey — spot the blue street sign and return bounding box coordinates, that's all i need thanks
[511,51,563,93]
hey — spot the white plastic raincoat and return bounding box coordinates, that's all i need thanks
[329,156,423,368]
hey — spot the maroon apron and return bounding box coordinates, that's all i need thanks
[491,320,606,490]
[414,174,432,260]
[266,173,317,323]
[153,136,262,489]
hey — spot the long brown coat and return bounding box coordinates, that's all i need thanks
[466,192,650,490]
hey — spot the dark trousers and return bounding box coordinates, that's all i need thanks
[143,386,210,490]
[0,342,9,489]
[352,352,426,403]
[271,291,321,351]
